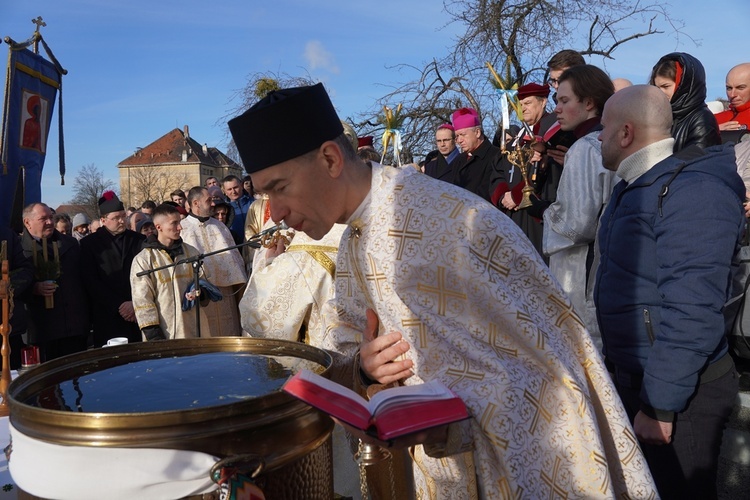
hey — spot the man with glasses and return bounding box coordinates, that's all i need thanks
[80,191,146,346]
[21,202,90,361]
[424,123,459,182]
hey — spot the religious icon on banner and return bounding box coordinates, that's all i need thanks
[21,92,48,153]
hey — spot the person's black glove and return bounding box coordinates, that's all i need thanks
[142,325,167,341]
[521,195,551,219]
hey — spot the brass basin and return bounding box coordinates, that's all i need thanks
[7,337,334,472]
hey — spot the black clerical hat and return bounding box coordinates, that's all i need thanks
[228,83,344,173]
[98,190,124,216]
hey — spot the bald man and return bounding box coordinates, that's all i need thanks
[716,62,750,131]
[611,77,633,92]
[595,85,743,499]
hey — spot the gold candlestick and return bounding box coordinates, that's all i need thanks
[505,143,536,209]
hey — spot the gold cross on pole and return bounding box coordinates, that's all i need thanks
[31,16,46,54]
[31,16,47,32]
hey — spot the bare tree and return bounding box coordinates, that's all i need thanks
[354,0,685,162]
[122,166,192,208]
[219,72,318,164]
[68,164,115,218]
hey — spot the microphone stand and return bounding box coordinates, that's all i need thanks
[135,223,288,339]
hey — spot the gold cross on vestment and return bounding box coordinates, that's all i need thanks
[401,317,428,348]
[489,323,518,358]
[540,455,569,499]
[417,266,467,316]
[445,359,484,386]
[591,451,611,494]
[387,209,422,261]
[365,254,387,301]
[470,236,511,282]
[523,379,552,435]
[335,268,356,297]
[439,193,465,219]
[548,294,585,328]
[497,477,524,500]
[480,403,510,450]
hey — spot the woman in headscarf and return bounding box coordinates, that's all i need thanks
[650,52,721,152]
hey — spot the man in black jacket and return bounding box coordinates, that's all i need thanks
[21,203,89,361]
[423,124,459,182]
[80,191,145,346]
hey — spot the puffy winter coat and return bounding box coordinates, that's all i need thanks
[595,144,744,414]
[654,52,721,152]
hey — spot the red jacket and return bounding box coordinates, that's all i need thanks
[715,100,750,127]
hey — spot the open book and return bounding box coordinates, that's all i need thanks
[282,369,469,442]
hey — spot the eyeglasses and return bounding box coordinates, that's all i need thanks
[105,215,126,222]
[547,78,560,86]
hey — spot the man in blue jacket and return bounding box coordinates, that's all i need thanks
[595,85,744,499]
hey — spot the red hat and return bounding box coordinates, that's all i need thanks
[451,108,480,130]
[357,136,374,149]
[437,123,454,131]
[517,83,550,100]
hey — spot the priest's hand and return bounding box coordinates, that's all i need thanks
[266,238,287,260]
[634,411,672,445]
[118,301,136,322]
[360,309,414,385]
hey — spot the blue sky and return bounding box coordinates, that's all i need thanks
[0,0,745,209]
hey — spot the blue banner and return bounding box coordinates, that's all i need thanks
[0,47,61,228]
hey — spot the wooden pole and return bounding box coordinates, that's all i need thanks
[0,247,13,417]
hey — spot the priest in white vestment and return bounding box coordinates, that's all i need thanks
[240,223,345,343]
[180,186,247,336]
[228,83,657,499]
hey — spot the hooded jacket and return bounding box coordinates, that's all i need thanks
[595,144,744,417]
[654,52,721,152]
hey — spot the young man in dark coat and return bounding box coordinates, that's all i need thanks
[80,191,146,346]
[21,203,90,362]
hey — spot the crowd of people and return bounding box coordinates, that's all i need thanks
[2,49,749,498]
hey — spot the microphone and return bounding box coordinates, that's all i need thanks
[247,221,291,249]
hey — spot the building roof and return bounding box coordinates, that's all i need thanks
[55,204,94,217]
[117,125,239,169]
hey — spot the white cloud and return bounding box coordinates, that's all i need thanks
[304,40,340,74]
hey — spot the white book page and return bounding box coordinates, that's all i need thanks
[367,379,454,415]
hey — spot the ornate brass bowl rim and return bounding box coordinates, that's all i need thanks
[7,338,333,443]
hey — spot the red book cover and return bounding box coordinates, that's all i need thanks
[282,370,469,441]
